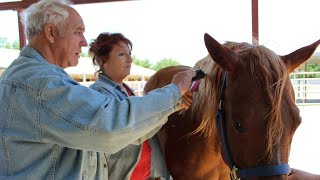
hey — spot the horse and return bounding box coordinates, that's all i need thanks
[143,33,320,180]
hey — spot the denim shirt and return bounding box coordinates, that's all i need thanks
[90,74,170,180]
[0,46,181,180]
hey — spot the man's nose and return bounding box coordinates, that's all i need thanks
[81,39,88,47]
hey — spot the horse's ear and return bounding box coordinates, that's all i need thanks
[281,39,320,73]
[204,33,239,72]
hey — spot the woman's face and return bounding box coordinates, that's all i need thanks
[101,41,132,83]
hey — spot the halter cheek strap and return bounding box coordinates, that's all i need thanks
[216,71,291,180]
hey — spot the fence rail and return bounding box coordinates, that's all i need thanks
[290,72,320,105]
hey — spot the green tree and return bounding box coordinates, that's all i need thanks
[133,56,152,68]
[12,40,20,50]
[4,42,11,49]
[306,64,320,78]
[151,58,180,71]
[292,63,320,78]
[80,52,89,57]
[0,37,8,48]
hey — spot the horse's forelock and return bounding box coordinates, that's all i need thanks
[245,46,288,160]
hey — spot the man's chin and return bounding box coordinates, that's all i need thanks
[69,59,79,67]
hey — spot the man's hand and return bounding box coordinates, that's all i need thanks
[171,70,196,95]
[180,91,193,110]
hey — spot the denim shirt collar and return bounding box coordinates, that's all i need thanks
[95,73,135,97]
[96,73,121,91]
[20,46,50,64]
[18,46,72,78]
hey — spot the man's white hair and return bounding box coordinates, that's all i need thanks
[20,0,73,39]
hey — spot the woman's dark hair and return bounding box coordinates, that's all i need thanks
[89,32,132,71]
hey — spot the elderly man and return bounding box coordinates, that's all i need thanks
[0,0,195,179]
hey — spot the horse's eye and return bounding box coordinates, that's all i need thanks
[233,120,245,133]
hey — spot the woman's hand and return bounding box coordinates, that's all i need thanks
[288,168,320,180]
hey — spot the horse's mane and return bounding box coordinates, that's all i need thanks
[189,55,220,137]
[188,43,288,159]
[187,41,241,137]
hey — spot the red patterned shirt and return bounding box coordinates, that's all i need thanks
[123,84,152,180]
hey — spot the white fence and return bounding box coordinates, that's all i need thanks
[290,72,320,105]
[80,81,147,96]
[80,72,320,102]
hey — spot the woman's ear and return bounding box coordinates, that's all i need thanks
[96,56,107,67]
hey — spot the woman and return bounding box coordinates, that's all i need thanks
[89,32,170,180]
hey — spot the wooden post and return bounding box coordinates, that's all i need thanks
[252,0,259,45]
[17,10,26,50]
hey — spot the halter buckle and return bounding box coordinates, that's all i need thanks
[218,100,222,110]
[230,166,240,180]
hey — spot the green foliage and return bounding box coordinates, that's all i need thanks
[151,58,180,71]
[12,41,20,50]
[133,56,152,68]
[4,42,10,49]
[80,52,89,57]
[291,64,320,78]
[306,64,320,77]
[80,47,90,57]
[0,37,8,47]
[132,56,180,71]
[307,64,320,72]
[0,37,20,50]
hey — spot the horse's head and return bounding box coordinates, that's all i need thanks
[202,33,320,179]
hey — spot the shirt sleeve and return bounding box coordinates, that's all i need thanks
[40,76,182,153]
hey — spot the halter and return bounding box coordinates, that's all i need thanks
[216,71,290,180]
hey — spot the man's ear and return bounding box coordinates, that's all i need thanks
[44,24,56,43]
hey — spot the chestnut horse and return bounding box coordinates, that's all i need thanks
[144,33,320,180]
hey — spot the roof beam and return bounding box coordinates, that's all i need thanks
[1,0,259,49]
[0,0,132,11]
[72,0,131,5]
[0,1,35,11]
[0,0,133,49]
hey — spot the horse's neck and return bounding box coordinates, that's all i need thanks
[164,110,229,179]
[166,110,221,148]
[167,110,198,129]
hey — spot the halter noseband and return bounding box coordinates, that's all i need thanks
[216,71,290,179]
